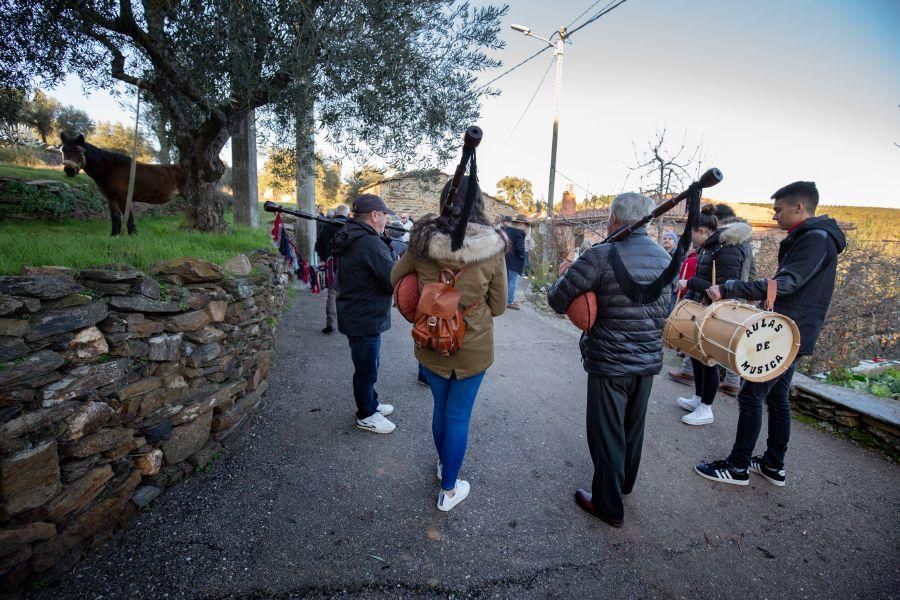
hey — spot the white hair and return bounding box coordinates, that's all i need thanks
[611,192,654,226]
[333,204,350,217]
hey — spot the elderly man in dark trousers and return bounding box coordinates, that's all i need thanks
[315,204,349,335]
[331,194,398,434]
[547,192,671,527]
[697,181,845,487]
[503,215,527,309]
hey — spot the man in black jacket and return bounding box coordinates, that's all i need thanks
[332,194,398,434]
[315,204,349,334]
[503,216,527,309]
[547,192,672,527]
[697,181,846,487]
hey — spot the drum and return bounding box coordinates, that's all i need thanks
[698,300,800,383]
[663,300,713,365]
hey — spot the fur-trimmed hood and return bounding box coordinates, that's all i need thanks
[420,222,507,265]
[716,221,752,246]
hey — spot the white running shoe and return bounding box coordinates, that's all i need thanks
[355,412,396,434]
[437,480,470,512]
[376,403,394,416]
[682,403,714,425]
[676,395,701,411]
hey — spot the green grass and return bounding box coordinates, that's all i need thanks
[0,163,97,189]
[0,214,272,274]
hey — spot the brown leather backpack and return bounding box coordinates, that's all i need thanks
[412,268,477,357]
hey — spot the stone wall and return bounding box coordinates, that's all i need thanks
[360,172,521,221]
[0,251,286,590]
[790,374,899,459]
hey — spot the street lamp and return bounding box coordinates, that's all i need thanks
[511,23,567,277]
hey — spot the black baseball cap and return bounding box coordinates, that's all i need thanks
[352,194,395,215]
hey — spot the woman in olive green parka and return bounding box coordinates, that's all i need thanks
[390,177,507,512]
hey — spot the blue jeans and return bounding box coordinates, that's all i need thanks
[420,367,486,490]
[507,269,520,304]
[347,334,381,420]
[728,364,797,470]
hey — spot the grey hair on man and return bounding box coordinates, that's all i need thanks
[610,192,655,227]
[334,204,350,217]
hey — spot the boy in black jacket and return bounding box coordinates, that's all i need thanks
[696,181,846,487]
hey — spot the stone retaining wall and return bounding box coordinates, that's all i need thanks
[0,251,286,590]
[790,374,899,459]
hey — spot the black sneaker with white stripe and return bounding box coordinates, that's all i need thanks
[694,459,749,486]
[750,455,786,487]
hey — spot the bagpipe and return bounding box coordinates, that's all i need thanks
[394,125,483,323]
[564,168,723,330]
[262,201,409,235]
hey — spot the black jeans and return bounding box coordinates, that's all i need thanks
[586,373,653,522]
[691,358,720,406]
[347,334,381,420]
[728,363,797,470]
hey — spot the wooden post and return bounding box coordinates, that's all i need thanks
[123,88,142,229]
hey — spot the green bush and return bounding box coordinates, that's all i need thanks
[826,367,900,399]
[0,179,105,219]
[0,145,46,166]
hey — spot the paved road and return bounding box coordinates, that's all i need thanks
[37,289,899,599]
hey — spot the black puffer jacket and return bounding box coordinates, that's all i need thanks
[314,215,347,260]
[331,219,395,337]
[686,222,753,303]
[724,216,846,356]
[547,228,671,376]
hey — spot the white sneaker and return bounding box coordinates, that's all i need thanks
[437,480,470,512]
[676,395,701,411]
[355,412,396,434]
[376,403,394,416]
[682,403,714,425]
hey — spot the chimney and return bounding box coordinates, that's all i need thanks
[561,184,576,217]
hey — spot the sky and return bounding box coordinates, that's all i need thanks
[50,0,900,208]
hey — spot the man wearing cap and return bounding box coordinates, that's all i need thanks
[331,194,398,434]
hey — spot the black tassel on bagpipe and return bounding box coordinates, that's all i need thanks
[604,169,722,305]
[440,126,482,252]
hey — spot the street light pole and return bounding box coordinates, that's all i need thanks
[511,24,567,277]
[545,28,566,275]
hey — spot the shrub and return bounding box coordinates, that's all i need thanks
[0,178,105,219]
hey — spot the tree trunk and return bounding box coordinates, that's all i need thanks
[294,101,316,262]
[178,123,231,232]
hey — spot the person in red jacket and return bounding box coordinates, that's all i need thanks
[667,244,698,384]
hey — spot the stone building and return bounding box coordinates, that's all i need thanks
[359,170,522,221]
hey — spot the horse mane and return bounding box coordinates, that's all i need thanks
[83,142,133,165]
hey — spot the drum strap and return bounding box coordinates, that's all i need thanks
[765,279,777,310]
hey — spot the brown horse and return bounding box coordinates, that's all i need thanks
[60,132,186,236]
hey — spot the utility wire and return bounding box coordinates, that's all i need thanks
[568,0,629,38]
[566,0,617,30]
[476,46,552,91]
[504,56,556,145]
[555,169,593,197]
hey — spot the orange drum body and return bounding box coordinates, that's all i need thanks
[664,299,800,383]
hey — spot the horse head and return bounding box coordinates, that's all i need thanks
[60,132,87,177]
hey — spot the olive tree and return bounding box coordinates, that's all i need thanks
[0,0,506,231]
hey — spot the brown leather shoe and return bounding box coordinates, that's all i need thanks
[574,488,623,528]
[506,302,521,310]
[719,383,740,396]
[667,369,694,385]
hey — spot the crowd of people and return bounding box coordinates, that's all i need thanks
[309,178,845,523]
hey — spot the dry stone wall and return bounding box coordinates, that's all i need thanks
[0,251,286,591]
